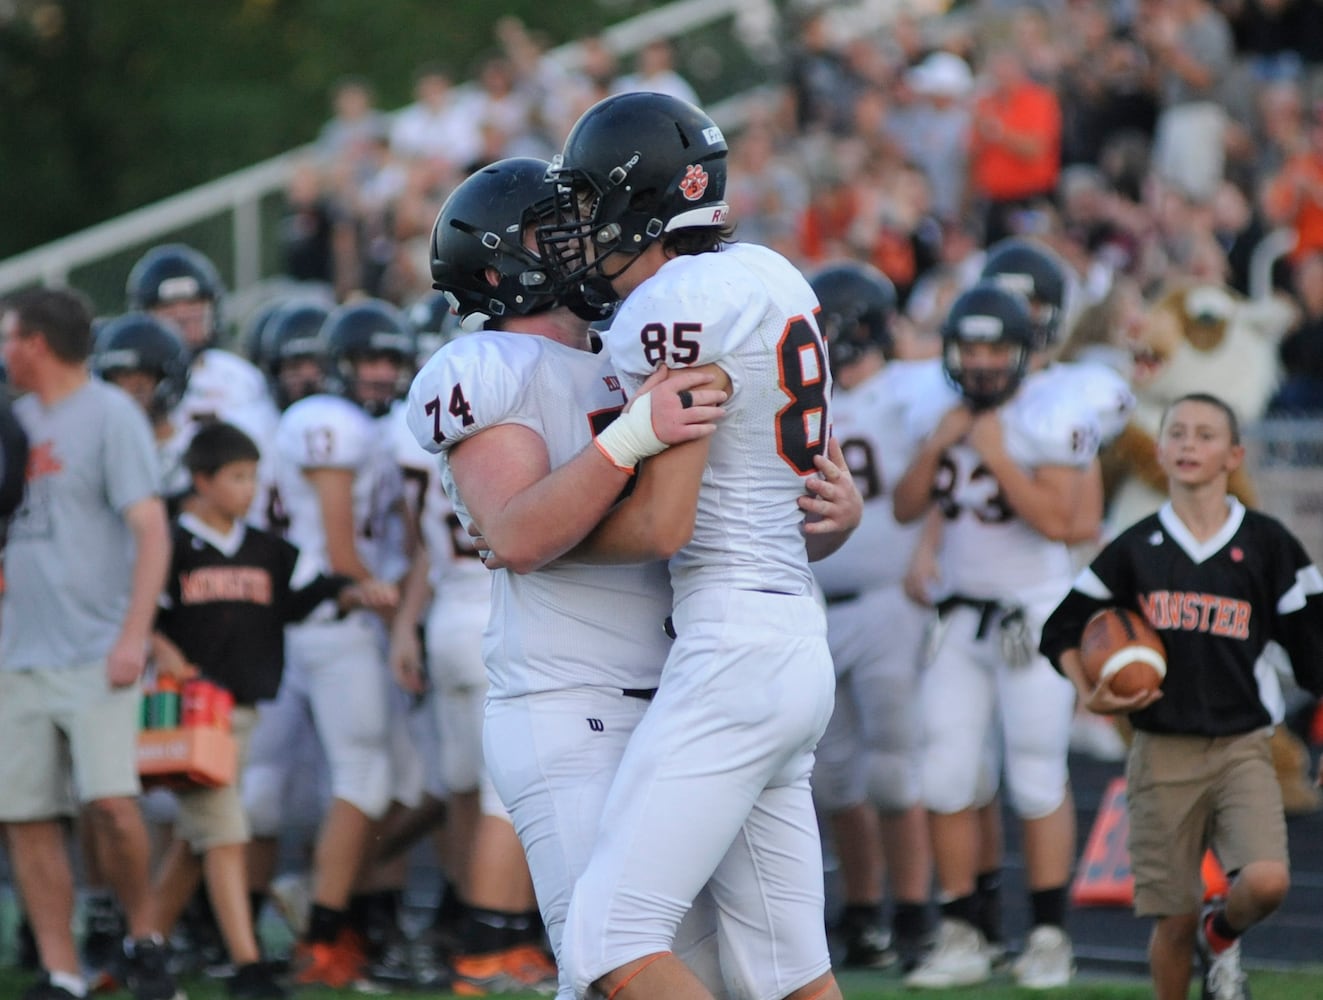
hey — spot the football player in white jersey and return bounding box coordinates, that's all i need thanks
[538,93,846,1000]
[408,156,736,998]
[127,244,283,530]
[806,263,936,973]
[269,298,408,988]
[893,283,1103,990]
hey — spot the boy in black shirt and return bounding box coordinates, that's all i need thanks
[150,423,392,998]
[1040,393,1323,1000]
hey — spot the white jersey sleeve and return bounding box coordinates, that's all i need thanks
[177,348,276,427]
[1023,361,1136,444]
[1003,382,1103,470]
[407,334,544,455]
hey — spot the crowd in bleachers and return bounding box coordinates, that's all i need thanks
[275,2,1323,420]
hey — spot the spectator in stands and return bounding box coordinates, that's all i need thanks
[278,159,351,294]
[612,37,699,106]
[1268,251,1323,415]
[724,116,809,256]
[892,51,973,221]
[969,45,1063,245]
[1263,102,1323,265]
[784,9,861,135]
[316,76,391,191]
[1139,0,1234,204]
[389,63,481,175]
[0,288,178,1000]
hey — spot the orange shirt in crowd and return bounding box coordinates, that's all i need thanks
[1264,154,1323,265]
[969,81,1062,201]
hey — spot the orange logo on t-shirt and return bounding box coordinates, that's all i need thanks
[26,441,62,481]
[679,164,709,201]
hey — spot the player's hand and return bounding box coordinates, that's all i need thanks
[903,541,941,607]
[466,523,508,570]
[967,409,1006,459]
[389,628,427,696]
[635,366,727,445]
[1084,676,1163,716]
[931,402,976,451]
[800,438,862,535]
[348,578,399,613]
[107,632,150,689]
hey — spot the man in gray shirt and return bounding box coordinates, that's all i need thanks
[0,288,178,1000]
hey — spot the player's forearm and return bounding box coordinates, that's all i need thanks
[892,447,941,524]
[391,549,434,635]
[572,441,705,565]
[983,455,1077,541]
[482,445,632,573]
[1057,648,1092,704]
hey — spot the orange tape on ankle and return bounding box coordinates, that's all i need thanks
[605,953,669,1000]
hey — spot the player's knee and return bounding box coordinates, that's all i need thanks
[865,751,919,812]
[332,750,392,820]
[920,754,979,814]
[241,773,284,838]
[1004,766,1067,820]
[811,759,863,814]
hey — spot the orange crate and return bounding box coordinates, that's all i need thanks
[137,727,237,790]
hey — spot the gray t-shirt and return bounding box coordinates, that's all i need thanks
[1161,9,1233,108]
[1,379,161,670]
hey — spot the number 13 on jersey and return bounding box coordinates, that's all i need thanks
[776,316,829,475]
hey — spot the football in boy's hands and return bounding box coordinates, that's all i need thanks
[1079,608,1166,697]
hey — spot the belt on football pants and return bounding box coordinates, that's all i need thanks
[823,591,861,606]
[936,594,1010,640]
[622,687,657,701]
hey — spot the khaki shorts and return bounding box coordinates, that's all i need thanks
[0,663,142,821]
[175,707,257,852]
[1127,728,1288,917]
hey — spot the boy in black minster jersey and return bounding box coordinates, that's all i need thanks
[1040,392,1323,1000]
[150,422,394,998]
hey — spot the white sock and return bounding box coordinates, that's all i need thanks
[49,970,88,997]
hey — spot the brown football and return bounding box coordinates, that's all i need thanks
[1079,608,1166,697]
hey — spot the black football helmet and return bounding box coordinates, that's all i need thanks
[430,157,562,329]
[979,238,1066,350]
[92,312,189,416]
[241,299,287,369]
[810,261,898,371]
[539,92,730,306]
[262,300,332,409]
[941,281,1036,411]
[125,243,226,352]
[321,299,416,416]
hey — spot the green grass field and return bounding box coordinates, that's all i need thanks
[5,966,1321,999]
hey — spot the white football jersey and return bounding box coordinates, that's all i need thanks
[1021,360,1136,444]
[910,382,1103,605]
[604,243,831,605]
[171,349,284,530]
[386,399,490,603]
[276,393,403,582]
[811,361,926,596]
[407,331,674,699]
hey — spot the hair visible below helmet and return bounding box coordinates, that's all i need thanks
[979,238,1066,350]
[539,92,730,305]
[941,281,1036,411]
[321,299,416,416]
[262,299,332,409]
[430,158,561,329]
[92,312,190,415]
[810,261,898,371]
[126,243,226,310]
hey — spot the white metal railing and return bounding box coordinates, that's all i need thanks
[0,0,779,301]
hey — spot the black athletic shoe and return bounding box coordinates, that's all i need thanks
[21,974,83,1000]
[228,961,289,999]
[122,936,185,1000]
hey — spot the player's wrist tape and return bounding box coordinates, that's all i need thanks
[593,392,666,474]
